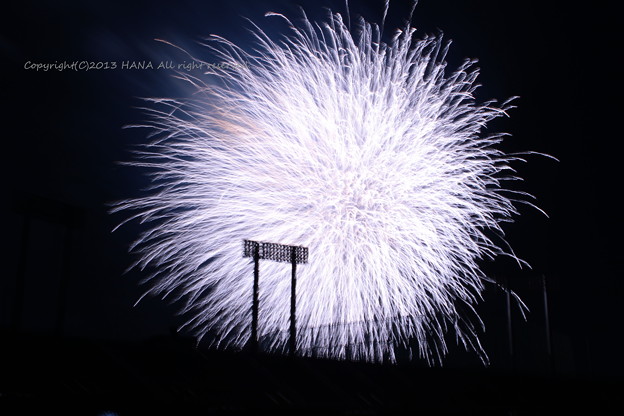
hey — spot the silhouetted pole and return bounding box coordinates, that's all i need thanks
[290,247,297,357]
[12,193,83,335]
[244,240,308,357]
[504,274,514,368]
[542,274,554,374]
[251,242,260,353]
[13,215,31,332]
[55,225,73,336]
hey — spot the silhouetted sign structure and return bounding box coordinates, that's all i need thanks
[243,240,308,356]
[244,240,308,264]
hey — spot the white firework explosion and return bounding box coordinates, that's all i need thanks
[113,3,540,363]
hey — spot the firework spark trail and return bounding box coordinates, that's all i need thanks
[113,5,540,363]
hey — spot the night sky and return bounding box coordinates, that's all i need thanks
[2,0,621,395]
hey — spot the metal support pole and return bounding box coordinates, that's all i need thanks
[542,274,554,373]
[244,239,307,357]
[251,243,260,353]
[504,275,514,367]
[289,247,297,357]
[13,214,31,333]
[55,225,73,336]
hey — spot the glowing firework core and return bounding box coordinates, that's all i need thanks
[114,5,536,363]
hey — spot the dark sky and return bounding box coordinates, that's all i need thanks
[2,0,621,377]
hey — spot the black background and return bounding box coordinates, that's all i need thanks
[2,0,621,414]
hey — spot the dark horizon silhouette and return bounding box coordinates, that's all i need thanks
[2,0,621,414]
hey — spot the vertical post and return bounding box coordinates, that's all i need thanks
[290,247,297,357]
[244,240,306,357]
[55,225,73,336]
[251,243,260,354]
[504,274,514,368]
[13,214,31,333]
[542,274,554,374]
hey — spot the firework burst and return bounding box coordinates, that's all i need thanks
[113,4,540,363]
